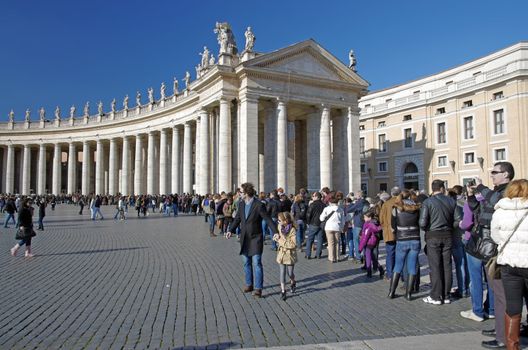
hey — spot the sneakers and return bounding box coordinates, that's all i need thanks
[443,297,451,304]
[460,310,484,322]
[423,296,442,305]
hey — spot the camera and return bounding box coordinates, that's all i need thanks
[467,179,476,187]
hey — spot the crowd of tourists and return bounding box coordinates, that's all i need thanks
[2,160,527,349]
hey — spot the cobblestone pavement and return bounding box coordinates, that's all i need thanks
[0,206,493,349]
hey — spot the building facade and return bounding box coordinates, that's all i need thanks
[359,42,528,195]
[0,27,368,196]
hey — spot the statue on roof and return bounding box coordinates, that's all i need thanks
[136,91,141,106]
[98,101,103,115]
[349,49,357,72]
[25,109,31,122]
[173,77,179,95]
[70,105,76,119]
[111,98,116,112]
[160,82,166,100]
[148,87,154,104]
[244,27,255,52]
[8,109,14,122]
[39,107,45,121]
[200,46,210,68]
[123,95,129,109]
[214,22,237,55]
[183,71,191,90]
[83,102,89,116]
[209,55,215,66]
[55,106,61,120]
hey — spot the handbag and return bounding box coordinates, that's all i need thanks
[486,210,528,279]
[320,209,337,230]
[465,224,497,261]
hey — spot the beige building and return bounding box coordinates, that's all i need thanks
[359,42,528,195]
[0,24,368,196]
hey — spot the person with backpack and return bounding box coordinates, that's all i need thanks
[291,194,308,250]
[348,190,370,263]
[3,196,17,228]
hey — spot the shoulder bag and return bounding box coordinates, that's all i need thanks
[320,209,337,230]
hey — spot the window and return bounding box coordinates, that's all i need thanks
[436,107,445,115]
[361,183,368,195]
[404,128,413,148]
[360,164,366,173]
[403,114,412,121]
[378,134,387,152]
[494,109,505,134]
[438,156,447,167]
[359,137,365,155]
[464,152,475,164]
[462,100,473,108]
[377,121,386,128]
[378,161,388,172]
[359,125,365,130]
[379,183,388,192]
[493,91,504,100]
[495,148,506,161]
[437,122,446,144]
[463,116,474,139]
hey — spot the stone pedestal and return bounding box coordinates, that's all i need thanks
[40,120,45,128]
[124,109,128,118]
[24,122,30,129]
[218,53,235,66]
[7,122,13,130]
[54,120,60,128]
[241,50,256,62]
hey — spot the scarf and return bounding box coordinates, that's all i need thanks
[281,223,292,235]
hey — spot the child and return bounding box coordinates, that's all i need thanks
[273,212,298,300]
[358,210,382,278]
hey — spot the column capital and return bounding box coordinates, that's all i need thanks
[239,93,259,104]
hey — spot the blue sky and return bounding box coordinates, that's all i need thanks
[1,0,527,122]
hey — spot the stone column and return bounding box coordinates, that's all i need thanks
[52,143,61,195]
[320,105,332,189]
[183,122,193,193]
[218,98,232,193]
[347,107,361,193]
[68,143,76,194]
[38,144,47,195]
[134,135,143,195]
[82,141,91,195]
[264,105,277,192]
[195,118,201,194]
[121,136,130,195]
[199,109,210,195]
[171,126,181,194]
[238,94,259,185]
[108,138,117,195]
[95,139,104,195]
[306,111,320,191]
[159,129,168,195]
[332,113,345,192]
[147,131,156,194]
[276,100,288,193]
[22,145,31,195]
[5,145,14,194]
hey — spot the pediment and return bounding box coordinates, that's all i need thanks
[243,40,369,88]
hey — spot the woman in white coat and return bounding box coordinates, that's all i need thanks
[491,179,528,350]
[320,194,345,263]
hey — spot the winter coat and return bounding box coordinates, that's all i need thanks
[359,221,382,252]
[276,225,298,265]
[319,204,345,232]
[379,196,397,243]
[491,198,528,268]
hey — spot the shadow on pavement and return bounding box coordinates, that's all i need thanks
[36,246,149,257]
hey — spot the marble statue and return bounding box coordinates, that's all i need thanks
[25,109,31,122]
[209,55,215,66]
[136,91,141,106]
[148,87,154,104]
[195,65,201,79]
[84,102,89,116]
[183,71,191,90]
[111,98,116,112]
[55,106,61,120]
[349,49,356,71]
[70,105,76,118]
[123,95,129,109]
[244,27,255,51]
[39,107,45,121]
[98,101,103,115]
[8,109,14,122]
[214,22,237,55]
[200,46,210,68]
[173,77,179,95]
[160,82,166,100]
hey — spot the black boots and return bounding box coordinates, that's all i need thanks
[388,272,400,298]
[378,265,385,279]
[366,267,372,278]
[406,274,416,301]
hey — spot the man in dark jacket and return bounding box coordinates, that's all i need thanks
[420,179,461,305]
[467,161,513,349]
[3,197,17,228]
[227,183,277,298]
[266,191,281,251]
[304,191,326,259]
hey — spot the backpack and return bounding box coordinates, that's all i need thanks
[299,202,307,221]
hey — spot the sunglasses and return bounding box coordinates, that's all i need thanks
[490,171,505,175]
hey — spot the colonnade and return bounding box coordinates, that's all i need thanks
[0,98,360,196]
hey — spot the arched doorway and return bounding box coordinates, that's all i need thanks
[403,162,419,190]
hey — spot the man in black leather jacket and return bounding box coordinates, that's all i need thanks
[304,192,326,259]
[420,179,461,305]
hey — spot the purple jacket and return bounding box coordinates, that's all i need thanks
[459,202,474,241]
[359,221,381,252]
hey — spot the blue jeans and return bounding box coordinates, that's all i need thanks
[172,203,178,216]
[385,241,396,278]
[242,254,263,289]
[91,207,104,220]
[393,240,421,275]
[352,227,362,260]
[305,224,323,258]
[263,218,277,250]
[466,252,494,318]
[452,237,470,294]
[296,221,305,249]
[37,216,44,230]
[208,213,216,232]
[4,213,15,227]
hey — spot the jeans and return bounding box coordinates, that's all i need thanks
[208,213,216,232]
[393,240,420,275]
[351,227,361,260]
[425,235,452,301]
[466,252,494,318]
[4,213,15,227]
[385,241,396,278]
[305,225,323,258]
[91,207,104,220]
[242,254,263,290]
[172,204,178,216]
[296,221,305,249]
[37,216,44,230]
[18,237,32,246]
[452,236,470,294]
